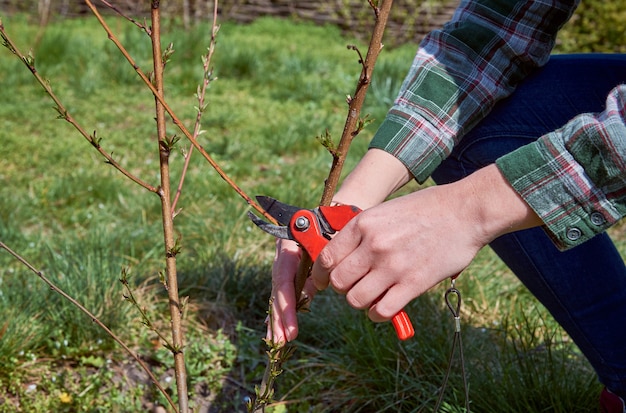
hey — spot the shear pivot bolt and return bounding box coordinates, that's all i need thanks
[295,216,310,231]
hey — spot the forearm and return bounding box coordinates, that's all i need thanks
[332,148,413,209]
[336,148,541,245]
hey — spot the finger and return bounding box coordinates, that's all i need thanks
[343,267,392,311]
[267,271,321,343]
[367,283,415,323]
[267,287,299,343]
[328,241,375,295]
[311,219,363,291]
[310,258,330,291]
[273,239,301,283]
[266,239,302,343]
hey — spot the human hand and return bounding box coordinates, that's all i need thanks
[311,164,541,323]
[311,187,481,322]
[266,238,317,343]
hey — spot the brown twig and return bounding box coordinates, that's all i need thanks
[248,299,296,412]
[253,1,394,411]
[120,268,174,349]
[367,0,381,17]
[171,0,220,215]
[294,0,394,308]
[149,3,189,412]
[0,241,179,413]
[100,0,152,35]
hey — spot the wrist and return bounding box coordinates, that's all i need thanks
[458,164,542,244]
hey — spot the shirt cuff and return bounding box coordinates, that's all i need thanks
[496,135,618,250]
[369,108,452,184]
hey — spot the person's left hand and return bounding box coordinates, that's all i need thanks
[266,238,318,343]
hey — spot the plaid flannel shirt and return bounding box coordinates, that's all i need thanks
[370,0,626,250]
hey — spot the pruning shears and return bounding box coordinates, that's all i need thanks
[248,196,415,341]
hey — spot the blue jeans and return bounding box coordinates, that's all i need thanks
[431,54,626,398]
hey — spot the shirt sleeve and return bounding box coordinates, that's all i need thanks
[369,0,578,183]
[496,86,626,250]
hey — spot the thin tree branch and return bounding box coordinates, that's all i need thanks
[294,0,394,308]
[171,0,220,216]
[120,268,174,349]
[253,1,394,411]
[100,0,152,35]
[149,3,189,412]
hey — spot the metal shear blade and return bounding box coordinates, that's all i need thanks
[247,210,291,240]
[255,195,301,226]
[248,195,313,241]
[249,196,348,242]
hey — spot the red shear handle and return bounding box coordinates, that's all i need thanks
[392,310,414,340]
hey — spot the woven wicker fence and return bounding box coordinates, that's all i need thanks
[0,0,458,45]
[221,0,459,44]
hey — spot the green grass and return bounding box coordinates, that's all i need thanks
[0,10,621,412]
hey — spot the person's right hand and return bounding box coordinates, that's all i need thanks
[309,164,542,324]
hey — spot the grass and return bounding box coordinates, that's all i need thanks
[0,10,621,412]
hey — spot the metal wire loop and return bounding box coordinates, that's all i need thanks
[434,279,470,413]
[445,287,461,319]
